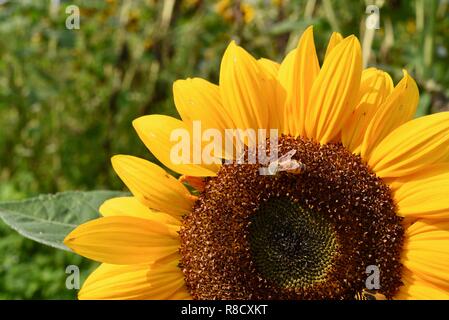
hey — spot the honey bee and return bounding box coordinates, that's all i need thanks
[260,149,306,176]
[355,289,386,300]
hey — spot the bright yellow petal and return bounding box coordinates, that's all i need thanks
[99,196,181,226]
[80,263,154,300]
[257,58,281,130]
[219,41,269,131]
[341,68,393,153]
[258,58,279,76]
[369,112,449,178]
[396,269,449,300]
[133,115,219,177]
[79,257,190,300]
[111,155,195,218]
[324,31,343,60]
[395,168,449,218]
[173,78,234,132]
[64,216,179,265]
[386,163,449,191]
[276,49,294,134]
[305,35,362,144]
[278,26,320,136]
[402,220,449,291]
[360,70,419,160]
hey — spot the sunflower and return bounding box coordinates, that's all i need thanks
[64,26,449,300]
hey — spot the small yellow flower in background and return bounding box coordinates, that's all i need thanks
[215,0,255,24]
[65,26,449,300]
[240,3,255,24]
[215,0,233,21]
[183,0,200,8]
[406,19,417,34]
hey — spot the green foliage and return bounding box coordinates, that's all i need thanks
[0,0,449,299]
[0,219,96,299]
[0,190,120,299]
[0,190,126,250]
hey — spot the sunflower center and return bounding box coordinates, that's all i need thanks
[249,199,338,288]
[179,135,404,300]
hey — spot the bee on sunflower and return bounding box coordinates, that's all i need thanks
[64,26,449,300]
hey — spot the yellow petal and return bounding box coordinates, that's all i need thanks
[276,49,295,134]
[369,112,449,178]
[341,68,393,153]
[257,58,279,76]
[278,26,320,136]
[219,41,269,131]
[99,196,181,226]
[111,155,195,218]
[384,71,394,92]
[402,219,449,291]
[360,70,419,160]
[305,35,362,144]
[386,163,449,191]
[395,169,449,218]
[173,78,236,160]
[396,269,449,300]
[257,58,281,130]
[173,78,234,132]
[133,115,219,177]
[79,257,190,300]
[64,216,180,265]
[405,219,449,242]
[80,263,153,300]
[324,31,343,60]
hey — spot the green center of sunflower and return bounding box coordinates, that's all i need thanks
[249,199,338,288]
[179,135,404,300]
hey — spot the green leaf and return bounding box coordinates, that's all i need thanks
[0,191,127,252]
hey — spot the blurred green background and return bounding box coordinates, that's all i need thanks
[0,0,448,299]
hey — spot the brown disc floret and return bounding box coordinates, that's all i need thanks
[179,135,404,300]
